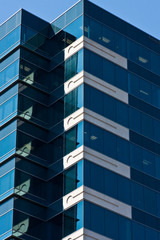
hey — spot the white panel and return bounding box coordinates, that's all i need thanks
[64,107,84,131]
[63,145,130,179]
[64,71,128,104]
[64,36,127,69]
[63,186,132,219]
[64,107,129,141]
[64,71,84,94]
[65,36,84,60]
[62,228,112,240]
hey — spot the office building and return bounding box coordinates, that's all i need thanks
[1,0,160,239]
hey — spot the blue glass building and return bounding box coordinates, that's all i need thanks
[1,0,160,239]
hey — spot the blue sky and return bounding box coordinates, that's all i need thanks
[1,0,160,39]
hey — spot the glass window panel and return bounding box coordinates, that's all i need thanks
[151,52,160,76]
[0,10,21,39]
[117,137,129,165]
[119,216,131,240]
[0,170,14,196]
[114,31,127,56]
[128,74,140,98]
[0,95,18,124]
[118,176,131,204]
[0,60,19,89]
[131,182,144,209]
[145,227,158,240]
[0,158,15,176]
[64,160,83,195]
[115,65,128,91]
[63,201,83,237]
[104,208,118,239]
[102,58,115,85]
[0,210,13,236]
[132,222,145,240]
[142,149,155,176]
[129,108,141,133]
[65,49,83,81]
[0,26,21,58]
[130,144,142,171]
[90,162,104,193]
[90,203,105,235]
[116,101,128,126]
[152,84,160,109]
[65,84,83,118]
[65,15,83,41]
[103,130,116,159]
[140,79,152,103]
[103,93,116,121]
[89,17,102,44]
[102,26,114,50]
[141,114,153,140]
[0,131,16,158]
[104,169,117,198]
[143,187,157,215]
[65,121,83,155]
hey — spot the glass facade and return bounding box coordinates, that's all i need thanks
[1,0,160,239]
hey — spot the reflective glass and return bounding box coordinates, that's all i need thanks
[51,0,83,34]
[0,94,18,126]
[84,121,160,180]
[64,160,83,195]
[84,200,160,239]
[0,10,21,39]
[65,84,83,118]
[0,210,13,236]
[63,201,83,237]
[0,26,21,58]
[0,170,14,197]
[65,49,83,81]
[65,121,83,155]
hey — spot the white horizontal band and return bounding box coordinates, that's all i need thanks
[62,228,112,240]
[64,107,129,141]
[63,186,131,219]
[65,36,127,70]
[63,146,130,179]
[64,71,128,104]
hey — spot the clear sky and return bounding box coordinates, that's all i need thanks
[1,0,160,39]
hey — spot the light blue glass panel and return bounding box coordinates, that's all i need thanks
[0,170,15,197]
[0,121,17,159]
[0,51,19,90]
[51,0,83,34]
[0,50,19,71]
[0,158,15,176]
[64,15,83,40]
[0,10,21,39]
[0,198,14,215]
[0,230,12,240]
[0,131,16,158]
[0,26,21,59]
[76,201,83,230]
[0,95,18,125]
[0,210,13,236]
